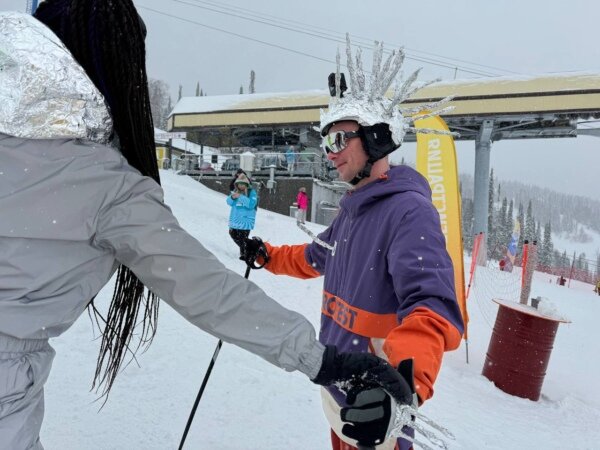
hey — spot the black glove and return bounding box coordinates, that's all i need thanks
[312,346,414,402]
[242,236,269,269]
[340,359,418,448]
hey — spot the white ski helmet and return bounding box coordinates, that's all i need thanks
[319,34,456,182]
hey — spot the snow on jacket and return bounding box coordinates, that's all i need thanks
[0,12,323,379]
[296,191,308,210]
[226,189,258,230]
[263,165,464,449]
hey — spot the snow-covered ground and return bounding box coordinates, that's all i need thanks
[41,171,600,449]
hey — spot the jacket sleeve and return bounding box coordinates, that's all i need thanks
[263,243,321,279]
[263,222,334,278]
[382,196,464,402]
[236,190,257,209]
[93,162,324,379]
[226,194,234,206]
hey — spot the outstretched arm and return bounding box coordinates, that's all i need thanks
[262,243,322,279]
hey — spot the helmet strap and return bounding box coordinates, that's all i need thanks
[349,160,372,185]
[349,127,373,186]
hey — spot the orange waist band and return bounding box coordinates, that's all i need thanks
[321,291,398,338]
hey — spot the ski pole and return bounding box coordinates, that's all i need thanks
[178,265,251,450]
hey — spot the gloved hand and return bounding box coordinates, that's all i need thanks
[340,359,418,448]
[312,345,414,399]
[242,236,269,269]
[312,346,416,447]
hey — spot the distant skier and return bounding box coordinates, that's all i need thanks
[285,143,296,173]
[0,4,412,448]
[227,173,257,258]
[295,187,309,224]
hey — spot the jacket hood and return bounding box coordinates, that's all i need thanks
[0,12,112,142]
[339,165,432,217]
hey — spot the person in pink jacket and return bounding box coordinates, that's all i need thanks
[296,187,309,224]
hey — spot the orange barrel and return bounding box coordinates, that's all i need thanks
[482,298,569,401]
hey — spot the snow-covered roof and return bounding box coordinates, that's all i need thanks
[413,71,600,99]
[171,89,328,115]
[154,127,218,155]
[168,72,600,141]
[170,72,600,116]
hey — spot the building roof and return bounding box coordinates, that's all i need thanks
[168,72,600,142]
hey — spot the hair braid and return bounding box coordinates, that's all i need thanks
[35,0,161,398]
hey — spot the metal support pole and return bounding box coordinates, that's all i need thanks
[473,120,494,265]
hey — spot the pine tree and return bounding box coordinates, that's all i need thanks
[239,85,244,94]
[166,96,172,118]
[497,197,508,255]
[178,84,182,101]
[148,78,171,130]
[525,200,534,243]
[487,168,495,255]
[249,70,256,94]
[462,198,474,252]
[540,222,553,267]
[552,249,561,268]
[517,202,525,251]
[200,89,204,96]
[562,250,569,271]
[196,82,200,96]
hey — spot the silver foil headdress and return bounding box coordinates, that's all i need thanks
[0,12,112,142]
[320,34,456,146]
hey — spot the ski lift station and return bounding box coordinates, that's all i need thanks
[167,72,600,229]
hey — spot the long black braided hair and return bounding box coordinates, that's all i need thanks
[35,0,161,397]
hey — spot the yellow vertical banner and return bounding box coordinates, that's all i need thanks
[415,116,468,340]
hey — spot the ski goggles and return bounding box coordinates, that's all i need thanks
[321,130,360,155]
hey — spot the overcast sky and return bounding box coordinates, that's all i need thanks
[5,0,600,200]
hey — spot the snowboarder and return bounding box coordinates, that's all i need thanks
[0,6,411,449]
[244,38,464,449]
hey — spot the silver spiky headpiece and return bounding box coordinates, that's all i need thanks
[320,34,456,147]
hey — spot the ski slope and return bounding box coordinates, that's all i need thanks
[41,170,600,449]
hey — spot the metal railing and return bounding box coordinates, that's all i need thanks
[173,151,330,179]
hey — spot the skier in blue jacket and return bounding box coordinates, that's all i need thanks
[226,173,258,259]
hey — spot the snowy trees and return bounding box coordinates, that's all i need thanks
[148,78,172,130]
[457,170,600,282]
[524,200,535,243]
[249,70,256,94]
[540,222,554,267]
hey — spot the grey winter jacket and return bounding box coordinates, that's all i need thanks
[0,12,324,380]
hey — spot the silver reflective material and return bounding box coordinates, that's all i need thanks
[0,12,112,142]
[320,34,457,144]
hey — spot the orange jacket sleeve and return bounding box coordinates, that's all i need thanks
[383,307,462,403]
[263,242,321,279]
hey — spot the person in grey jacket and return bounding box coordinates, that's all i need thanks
[0,4,409,449]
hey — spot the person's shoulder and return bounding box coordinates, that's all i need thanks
[12,137,127,169]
